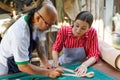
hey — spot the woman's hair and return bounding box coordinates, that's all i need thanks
[75,11,93,27]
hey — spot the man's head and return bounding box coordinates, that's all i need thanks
[33,2,57,31]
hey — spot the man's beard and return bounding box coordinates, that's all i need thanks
[33,24,39,30]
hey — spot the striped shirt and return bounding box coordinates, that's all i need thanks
[52,26,100,61]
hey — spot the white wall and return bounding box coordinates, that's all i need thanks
[104,0,114,45]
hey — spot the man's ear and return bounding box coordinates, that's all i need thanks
[36,16,40,22]
[34,13,40,23]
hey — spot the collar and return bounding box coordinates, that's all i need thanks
[24,14,35,31]
[24,14,29,25]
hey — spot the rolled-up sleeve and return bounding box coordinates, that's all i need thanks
[86,28,100,61]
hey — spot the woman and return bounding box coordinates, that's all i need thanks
[0,0,62,78]
[52,11,100,76]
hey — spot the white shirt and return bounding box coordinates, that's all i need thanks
[0,15,45,74]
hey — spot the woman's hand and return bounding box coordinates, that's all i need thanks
[52,61,60,68]
[75,64,87,77]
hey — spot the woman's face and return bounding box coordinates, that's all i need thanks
[72,20,90,37]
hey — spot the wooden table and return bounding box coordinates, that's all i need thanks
[93,59,120,80]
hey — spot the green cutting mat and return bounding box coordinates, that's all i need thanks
[0,62,116,80]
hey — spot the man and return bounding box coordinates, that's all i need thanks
[0,0,62,78]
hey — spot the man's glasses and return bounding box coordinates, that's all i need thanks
[37,12,53,28]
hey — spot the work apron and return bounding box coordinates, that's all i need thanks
[7,39,38,74]
[59,35,87,64]
[7,15,38,74]
[59,47,86,64]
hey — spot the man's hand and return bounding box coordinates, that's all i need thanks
[48,68,63,78]
[43,63,53,69]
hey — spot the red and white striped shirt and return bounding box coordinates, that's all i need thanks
[52,26,100,61]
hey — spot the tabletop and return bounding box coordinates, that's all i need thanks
[0,59,120,80]
[93,59,120,80]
